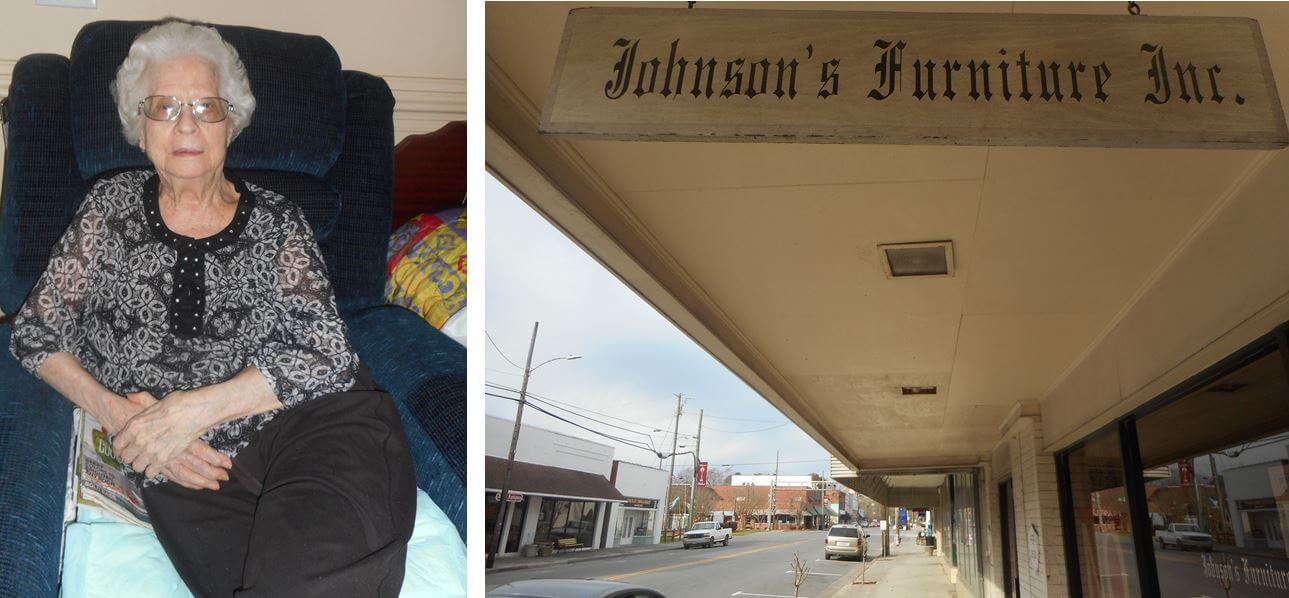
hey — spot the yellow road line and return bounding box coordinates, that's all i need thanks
[604,538,818,581]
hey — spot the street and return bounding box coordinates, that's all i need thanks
[486,530,873,598]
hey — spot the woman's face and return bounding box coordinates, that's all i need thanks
[139,56,232,183]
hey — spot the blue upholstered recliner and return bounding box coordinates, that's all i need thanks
[0,20,465,596]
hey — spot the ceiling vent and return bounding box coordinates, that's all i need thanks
[901,386,938,396]
[879,241,954,279]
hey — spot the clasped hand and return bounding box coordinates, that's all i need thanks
[111,391,232,491]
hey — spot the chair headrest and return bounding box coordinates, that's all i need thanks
[68,20,347,181]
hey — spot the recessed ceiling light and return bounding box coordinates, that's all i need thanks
[879,241,954,278]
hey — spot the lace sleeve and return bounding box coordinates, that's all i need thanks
[8,190,108,376]
[246,210,357,407]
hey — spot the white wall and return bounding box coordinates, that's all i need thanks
[613,461,669,501]
[486,415,615,478]
[0,0,466,184]
[1041,149,1289,453]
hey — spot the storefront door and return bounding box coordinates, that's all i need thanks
[1000,479,1020,598]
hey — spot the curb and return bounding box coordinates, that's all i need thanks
[488,543,683,573]
[818,556,882,598]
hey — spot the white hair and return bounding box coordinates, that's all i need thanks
[111,20,256,145]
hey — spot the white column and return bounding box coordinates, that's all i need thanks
[604,503,621,549]
[520,497,542,547]
[592,501,607,549]
[1006,415,1069,598]
[499,500,516,554]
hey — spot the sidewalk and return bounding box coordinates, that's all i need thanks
[821,533,956,598]
[488,541,682,573]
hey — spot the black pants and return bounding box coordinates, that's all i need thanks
[140,365,417,598]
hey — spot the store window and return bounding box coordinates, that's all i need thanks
[1067,428,1142,597]
[952,472,984,598]
[1136,350,1289,597]
[534,498,599,547]
[616,507,657,545]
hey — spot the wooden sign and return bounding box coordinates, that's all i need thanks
[540,8,1288,148]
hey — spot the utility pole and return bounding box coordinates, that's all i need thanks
[662,394,683,533]
[769,450,779,531]
[688,409,704,528]
[487,321,539,570]
[1191,457,1205,532]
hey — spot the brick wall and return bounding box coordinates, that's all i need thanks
[1004,415,1069,598]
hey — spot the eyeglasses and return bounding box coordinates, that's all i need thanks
[138,96,234,123]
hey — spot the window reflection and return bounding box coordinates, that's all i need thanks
[1138,351,1289,597]
[1068,429,1142,597]
[534,498,599,547]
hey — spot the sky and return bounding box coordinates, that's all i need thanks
[484,174,831,478]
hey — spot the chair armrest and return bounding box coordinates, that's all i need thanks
[343,305,464,539]
[0,324,75,597]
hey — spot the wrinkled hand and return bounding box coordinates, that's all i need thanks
[113,391,231,489]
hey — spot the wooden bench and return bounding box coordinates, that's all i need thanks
[554,538,584,551]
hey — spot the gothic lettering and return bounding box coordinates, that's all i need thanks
[605,38,638,100]
[913,59,937,100]
[692,58,718,98]
[722,59,746,98]
[868,39,905,100]
[967,60,991,100]
[1093,62,1111,102]
[660,39,689,98]
[1143,43,1171,104]
[820,58,841,98]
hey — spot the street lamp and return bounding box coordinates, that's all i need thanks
[487,322,581,569]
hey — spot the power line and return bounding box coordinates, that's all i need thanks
[485,382,697,438]
[485,368,524,377]
[487,393,658,453]
[702,413,787,424]
[705,422,790,434]
[487,386,675,454]
[485,331,523,370]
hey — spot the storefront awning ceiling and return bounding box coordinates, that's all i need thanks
[484,456,628,502]
[487,1,1289,472]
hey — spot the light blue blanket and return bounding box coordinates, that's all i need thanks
[60,489,465,597]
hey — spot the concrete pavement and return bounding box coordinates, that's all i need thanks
[821,528,955,598]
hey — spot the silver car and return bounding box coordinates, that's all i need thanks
[824,524,868,560]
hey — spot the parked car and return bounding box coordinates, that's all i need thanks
[1156,523,1214,551]
[824,524,869,560]
[487,579,664,598]
[682,521,732,549]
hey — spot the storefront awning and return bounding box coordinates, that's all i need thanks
[485,456,627,502]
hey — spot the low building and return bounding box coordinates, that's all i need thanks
[484,416,670,556]
[606,461,669,547]
[711,485,830,530]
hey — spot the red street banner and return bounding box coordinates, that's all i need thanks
[1180,462,1193,487]
[697,461,709,486]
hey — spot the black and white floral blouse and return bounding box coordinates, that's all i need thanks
[9,169,358,484]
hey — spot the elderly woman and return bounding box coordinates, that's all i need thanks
[8,20,415,597]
